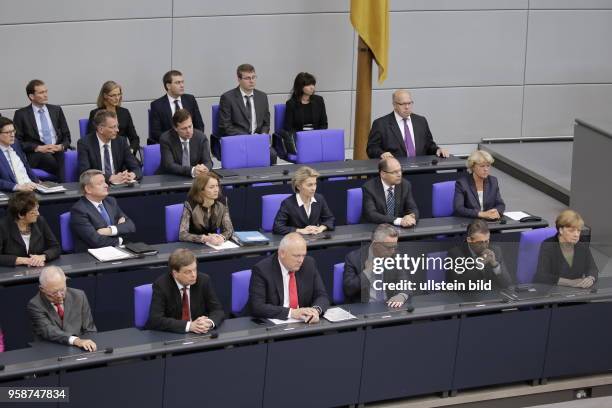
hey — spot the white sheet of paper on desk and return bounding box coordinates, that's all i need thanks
[205,241,239,250]
[268,317,302,325]
[87,246,132,262]
[504,211,531,221]
[323,307,357,322]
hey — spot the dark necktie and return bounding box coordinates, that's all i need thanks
[181,287,190,321]
[288,271,298,309]
[174,99,181,113]
[386,187,395,216]
[181,141,189,167]
[103,144,112,178]
[403,118,416,157]
[244,95,253,133]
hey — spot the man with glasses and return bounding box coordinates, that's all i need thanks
[218,63,276,164]
[13,79,72,180]
[0,117,39,192]
[27,266,97,351]
[343,224,411,307]
[367,89,449,159]
[158,109,212,177]
[77,110,141,185]
[362,157,419,227]
[447,219,512,291]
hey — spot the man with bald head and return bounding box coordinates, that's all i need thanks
[27,266,97,351]
[367,89,449,159]
[248,232,330,322]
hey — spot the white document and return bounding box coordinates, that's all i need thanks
[88,246,133,262]
[268,317,302,325]
[323,307,357,322]
[504,211,531,221]
[36,184,66,194]
[205,240,240,250]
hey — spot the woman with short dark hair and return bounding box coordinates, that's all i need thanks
[283,72,328,133]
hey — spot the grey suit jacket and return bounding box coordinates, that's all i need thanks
[218,87,270,136]
[158,128,213,176]
[27,288,97,345]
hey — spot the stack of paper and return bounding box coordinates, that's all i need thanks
[206,241,240,250]
[87,246,134,262]
[504,211,531,221]
[36,182,66,194]
[323,307,357,322]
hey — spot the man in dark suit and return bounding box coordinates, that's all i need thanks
[158,109,212,177]
[147,248,225,333]
[77,110,141,184]
[13,79,71,179]
[343,224,411,306]
[27,266,97,351]
[361,157,419,227]
[149,70,204,145]
[70,169,136,252]
[367,90,449,160]
[0,117,39,192]
[248,232,329,321]
[447,220,512,291]
[218,63,276,163]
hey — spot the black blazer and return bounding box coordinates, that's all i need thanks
[149,94,204,144]
[446,243,513,290]
[0,215,60,266]
[343,246,411,304]
[13,104,72,153]
[70,196,136,252]
[158,128,213,176]
[283,95,328,132]
[219,87,270,136]
[534,236,598,284]
[453,174,505,218]
[272,193,335,235]
[77,132,142,181]
[361,177,419,224]
[366,112,438,159]
[87,107,140,150]
[146,272,225,333]
[248,254,330,319]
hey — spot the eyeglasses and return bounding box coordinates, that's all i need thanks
[41,286,66,296]
[241,75,257,81]
[394,101,414,107]
[0,129,16,135]
[106,93,122,98]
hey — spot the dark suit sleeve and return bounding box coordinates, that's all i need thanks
[147,281,188,333]
[76,139,93,177]
[453,179,479,218]
[260,95,270,134]
[39,217,61,262]
[149,101,163,144]
[420,116,438,155]
[366,119,385,159]
[199,134,213,170]
[283,100,296,132]
[78,291,97,335]
[122,109,140,150]
[13,110,36,153]
[309,260,330,313]
[272,199,296,235]
[0,224,18,266]
[534,241,558,284]
[27,299,71,344]
[218,93,241,136]
[490,247,513,289]
[70,203,120,249]
[492,179,505,215]
[401,181,419,220]
[318,195,335,231]
[582,244,599,281]
[362,185,395,224]
[118,137,142,179]
[87,110,96,134]
[342,251,362,301]
[190,96,205,133]
[248,264,289,319]
[201,275,225,327]
[160,135,190,176]
[318,96,328,129]
[108,197,136,235]
[56,107,72,150]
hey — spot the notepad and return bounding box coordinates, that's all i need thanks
[88,246,135,262]
[268,317,303,325]
[323,307,357,322]
[36,182,66,194]
[206,240,240,250]
[504,211,531,221]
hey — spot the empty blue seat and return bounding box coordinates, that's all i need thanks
[231,269,252,315]
[59,212,73,253]
[292,129,344,164]
[221,134,270,169]
[432,181,456,217]
[516,227,557,284]
[143,144,161,176]
[134,284,153,329]
[346,188,363,225]
[333,263,345,304]
[165,203,183,243]
[261,194,291,232]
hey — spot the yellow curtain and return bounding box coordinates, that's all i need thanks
[350,0,389,83]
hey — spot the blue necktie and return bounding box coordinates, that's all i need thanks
[38,109,53,145]
[98,203,112,226]
[386,187,395,216]
[103,144,112,178]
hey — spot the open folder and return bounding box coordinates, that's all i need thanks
[87,246,135,262]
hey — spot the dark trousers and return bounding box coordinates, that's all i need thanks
[27,151,65,181]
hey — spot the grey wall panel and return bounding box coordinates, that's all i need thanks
[172,14,354,96]
[525,10,612,84]
[522,84,612,137]
[173,0,348,16]
[530,0,612,9]
[61,104,98,147]
[0,0,172,24]
[0,19,172,109]
[371,86,523,143]
[377,11,527,89]
[390,0,527,11]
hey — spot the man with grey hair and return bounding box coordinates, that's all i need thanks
[27,266,97,350]
[343,224,411,307]
[69,169,135,252]
[248,232,329,322]
[367,89,449,159]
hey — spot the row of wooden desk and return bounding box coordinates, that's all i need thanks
[1,278,611,407]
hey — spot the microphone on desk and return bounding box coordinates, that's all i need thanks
[104,347,114,354]
[431,158,438,165]
[282,169,289,176]
[57,347,114,361]
[0,364,4,371]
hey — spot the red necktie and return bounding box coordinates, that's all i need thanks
[288,271,298,309]
[181,287,190,321]
[55,303,64,321]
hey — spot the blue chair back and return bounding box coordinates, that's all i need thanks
[261,194,291,232]
[59,212,73,253]
[63,150,79,182]
[165,204,184,242]
[79,119,89,139]
[333,263,345,304]
[231,269,252,314]
[32,168,56,181]
[516,227,557,284]
[221,134,270,169]
[143,144,161,176]
[346,188,363,224]
[274,104,286,133]
[134,284,153,328]
[432,181,456,217]
[294,129,344,164]
[426,251,448,285]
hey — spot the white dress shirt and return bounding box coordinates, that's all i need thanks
[278,258,294,318]
[167,95,183,116]
[295,193,317,219]
[477,191,484,211]
[96,134,115,175]
[240,88,257,134]
[174,278,214,331]
[32,104,57,144]
[381,178,402,226]
[394,111,415,152]
[1,145,33,188]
